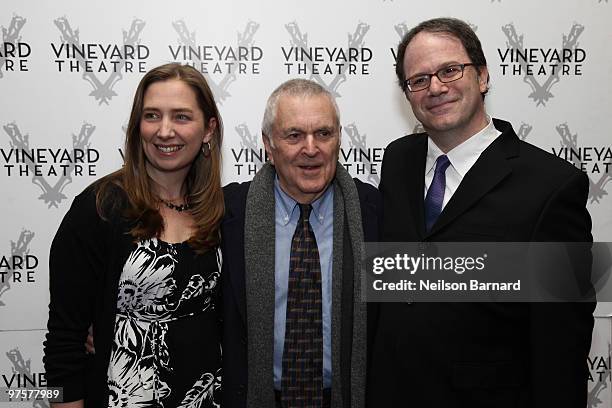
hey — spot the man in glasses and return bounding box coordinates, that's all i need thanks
[368,17,594,407]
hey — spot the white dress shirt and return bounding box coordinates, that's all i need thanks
[424,117,502,209]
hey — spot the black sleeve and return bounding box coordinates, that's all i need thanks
[43,188,109,402]
[529,170,595,408]
[354,178,382,242]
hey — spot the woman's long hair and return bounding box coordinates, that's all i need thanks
[96,63,224,252]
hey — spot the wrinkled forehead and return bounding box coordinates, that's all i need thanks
[275,93,340,130]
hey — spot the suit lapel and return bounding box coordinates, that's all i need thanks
[427,120,520,237]
[406,135,428,239]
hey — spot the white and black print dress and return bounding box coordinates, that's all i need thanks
[106,238,221,408]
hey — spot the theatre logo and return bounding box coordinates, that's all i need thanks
[0,230,35,307]
[588,348,611,407]
[516,123,533,140]
[230,123,268,177]
[341,123,383,185]
[390,22,410,65]
[170,20,261,104]
[282,21,371,97]
[2,122,98,208]
[2,348,46,392]
[117,124,127,161]
[553,123,611,204]
[1,15,30,78]
[51,17,149,105]
[499,23,585,107]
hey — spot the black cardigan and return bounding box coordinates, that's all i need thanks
[44,186,135,406]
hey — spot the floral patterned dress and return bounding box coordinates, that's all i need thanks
[106,238,221,408]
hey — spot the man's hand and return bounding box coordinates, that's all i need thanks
[85,325,95,354]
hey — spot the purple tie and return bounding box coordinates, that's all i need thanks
[424,155,451,232]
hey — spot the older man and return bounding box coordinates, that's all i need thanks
[369,18,594,407]
[222,79,380,408]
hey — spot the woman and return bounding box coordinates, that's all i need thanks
[44,63,224,408]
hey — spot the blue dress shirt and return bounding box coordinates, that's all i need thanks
[273,177,334,389]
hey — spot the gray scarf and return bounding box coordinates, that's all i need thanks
[244,162,366,408]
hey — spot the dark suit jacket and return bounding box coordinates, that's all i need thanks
[368,119,594,408]
[221,177,381,408]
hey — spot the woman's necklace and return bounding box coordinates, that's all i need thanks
[160,199,192,212]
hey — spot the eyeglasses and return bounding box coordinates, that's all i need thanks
[403,63,478,92]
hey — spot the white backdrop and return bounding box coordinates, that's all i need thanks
[1,0,611,405]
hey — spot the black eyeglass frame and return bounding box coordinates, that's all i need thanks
[403,63,479,92]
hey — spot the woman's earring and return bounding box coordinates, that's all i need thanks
[201,141,212,158]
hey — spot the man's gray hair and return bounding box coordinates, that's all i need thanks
[261,79,341,139]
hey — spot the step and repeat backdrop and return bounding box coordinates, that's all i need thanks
[1,0,611,406]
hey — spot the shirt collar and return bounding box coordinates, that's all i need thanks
[426,116,500,177]
[274,176,333,226]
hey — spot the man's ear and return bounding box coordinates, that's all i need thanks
[477,66,490,94]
